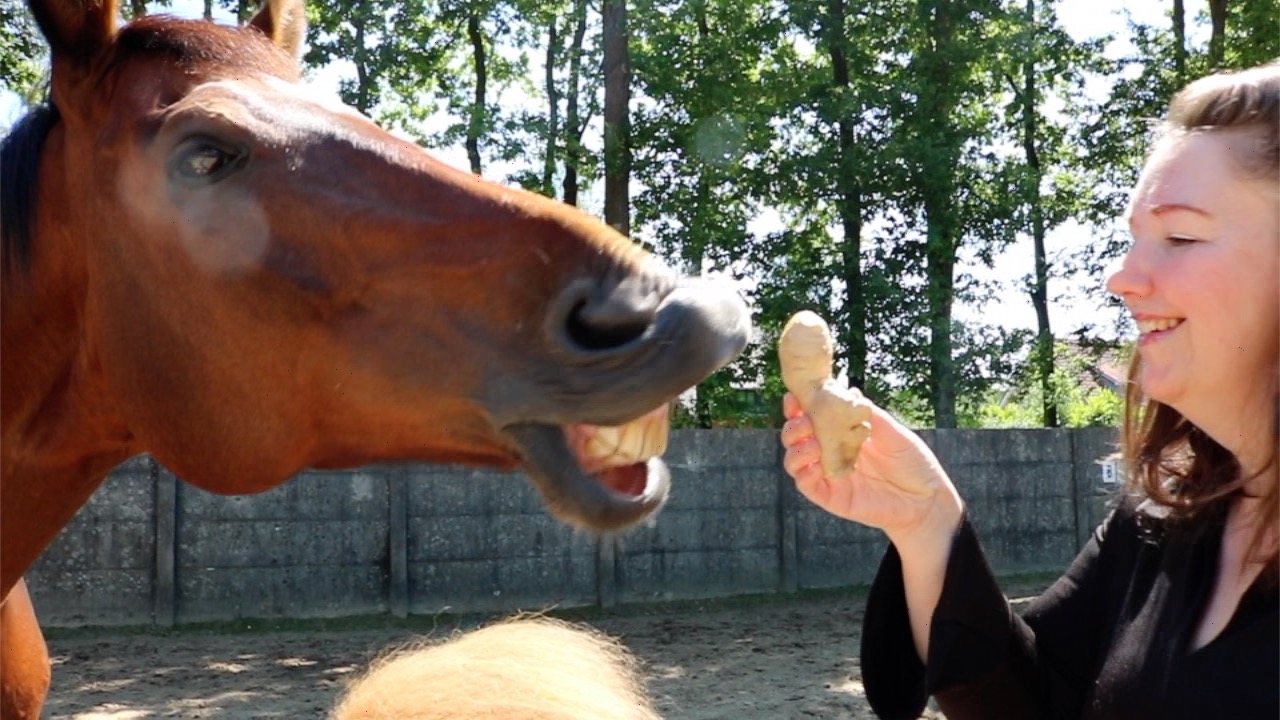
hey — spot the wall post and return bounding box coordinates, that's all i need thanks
[388,467,410,618]
[596,536,618,608]
[777,442,799,593]
[152,459,177,627]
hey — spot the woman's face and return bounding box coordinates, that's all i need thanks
[1107,130,1279,429]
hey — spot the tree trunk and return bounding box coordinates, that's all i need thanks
[542,22,561,198]
[688,2,713,428]
[1023,0,1057,427]
[562,0,588,206]
[1207,0,1228,68]
[1172,0,1187,84]
[917,0,961,428]
[351,4,376,115]
[925,210,958,428]
[602,0,631,235]
[203,0,213,21]
[129,0,146,19]
[466,12,487,176]
[825,0,867,392]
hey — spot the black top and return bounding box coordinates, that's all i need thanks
[860,499,1279,720]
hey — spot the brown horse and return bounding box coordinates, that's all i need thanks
[0,0,750,715]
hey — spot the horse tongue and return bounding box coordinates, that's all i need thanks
[596,463,649,497]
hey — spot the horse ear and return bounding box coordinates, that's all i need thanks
[27,0,119,64]
[249,0,307,61]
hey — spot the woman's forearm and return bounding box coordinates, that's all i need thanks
[887,490,965,661]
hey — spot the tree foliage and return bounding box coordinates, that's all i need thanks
[1,3,44,109]
[6,0,1273,427]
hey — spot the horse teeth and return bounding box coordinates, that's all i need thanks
[584,415,669,467]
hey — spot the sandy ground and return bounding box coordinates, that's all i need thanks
[42,584,1047,720]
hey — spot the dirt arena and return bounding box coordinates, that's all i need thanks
[43,583,1047,719]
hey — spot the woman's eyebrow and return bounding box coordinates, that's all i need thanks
[1149,202,1211,217]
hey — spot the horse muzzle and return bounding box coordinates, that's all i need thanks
[496,270,751,531]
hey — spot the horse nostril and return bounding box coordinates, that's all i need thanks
[565,298,654,351]
[561,277,662,352]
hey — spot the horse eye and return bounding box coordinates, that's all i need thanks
[171,139,245,184]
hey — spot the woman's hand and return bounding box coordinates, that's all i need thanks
[780,392,963,549]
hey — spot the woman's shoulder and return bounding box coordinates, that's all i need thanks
[1095,493,1147,538]
[1092,493,1175,553]
[1095,492,1224,557]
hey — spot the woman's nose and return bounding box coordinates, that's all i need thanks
[1105,251,1152,299]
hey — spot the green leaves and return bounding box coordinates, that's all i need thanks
[5,0,1268,427]
[1,4,44,108]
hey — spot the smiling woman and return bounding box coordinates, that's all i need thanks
[1110,61,1280,587]
[780,60,1279,720]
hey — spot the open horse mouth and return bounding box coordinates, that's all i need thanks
[489,271,749,533]
[505,405,675,532]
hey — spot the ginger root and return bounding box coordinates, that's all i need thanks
[778,310,872,479]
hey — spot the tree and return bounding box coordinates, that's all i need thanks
[1,4,45,110]
[1220,0,1280,69]
[629,0,790,425]
[818,0,869,392]
[560,0,595,205]
[463,7,489,175]
[305,0,450,119]
[1003,0,1106,427]
[497,0,601,204]
[1019,0,1056,426]
[880,0,1012,427]
[601,0,631,234]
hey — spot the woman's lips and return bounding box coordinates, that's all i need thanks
[1135,316,1184,345]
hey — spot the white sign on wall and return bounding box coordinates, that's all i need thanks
[1100,460,1121,485]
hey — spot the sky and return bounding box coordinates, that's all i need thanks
[3,0,1209,342]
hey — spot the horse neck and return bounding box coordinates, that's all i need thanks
[1,146,136,596]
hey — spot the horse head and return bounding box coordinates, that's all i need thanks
[0,0,751,594]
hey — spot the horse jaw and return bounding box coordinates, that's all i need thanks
[504,417,672,533]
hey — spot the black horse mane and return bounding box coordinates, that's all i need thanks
[2,101,60,279]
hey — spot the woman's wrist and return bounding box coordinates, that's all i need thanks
[886,486,965,560]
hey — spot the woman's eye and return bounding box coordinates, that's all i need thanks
[1167,234,1199,245]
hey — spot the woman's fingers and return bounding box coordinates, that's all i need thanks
[782,434,821,475]
[788,450,835,506]
[782,392,803,419]
[779,413,814,449]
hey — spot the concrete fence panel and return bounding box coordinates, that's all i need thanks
[404,465,599,615]
[27,427,1125,628]
[175,470,391,623]
[27,457,156,626]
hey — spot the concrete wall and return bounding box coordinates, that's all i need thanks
[27,427,1121,627]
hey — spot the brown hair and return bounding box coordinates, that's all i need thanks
[330,615,662,720]
[1122,60,1280,579]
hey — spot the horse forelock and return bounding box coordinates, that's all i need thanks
[1,102,59,281]
[114,15,300,81]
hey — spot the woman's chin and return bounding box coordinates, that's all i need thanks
[1137,369,1184,410]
